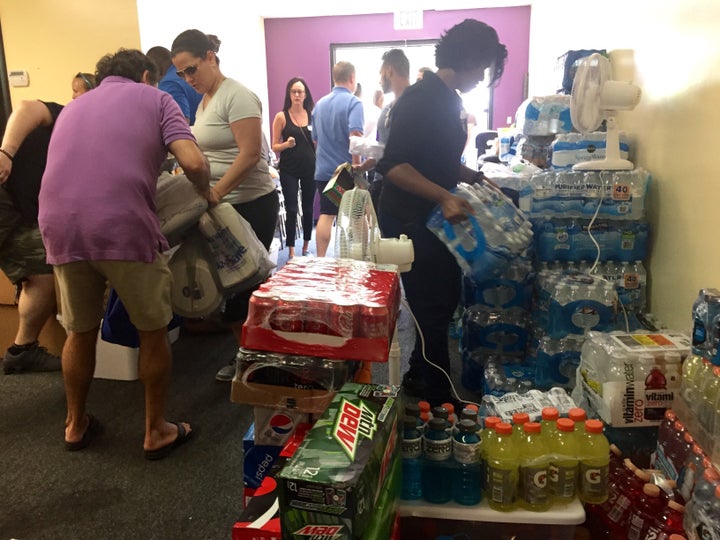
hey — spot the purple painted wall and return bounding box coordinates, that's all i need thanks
[264,6,530,131]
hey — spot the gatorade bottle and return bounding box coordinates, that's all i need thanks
[541,407,559,440]
[579,419,610,504]
[609,465,653,533]
[481,416,501,459]
[421,417,453,504]
[442,402,459,430]
[405,403,425,432]
[485,422,519,511]
[400,415,423,500]
[644,500,685,539]
[518,422,551,511]
[512,412,530,437]
[609,444,624,478]
[431,406,452,435]
[549,418,579,502]
[452,419,482,505]
[625,483,665,540]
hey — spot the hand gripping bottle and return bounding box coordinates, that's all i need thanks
[625,483,665,540]
[452,419,483,505]
[644,500,686,540]
[421,417,453,504]
[579,419,610,504]
[400,415,423,500]
[549,418,580,502]
[485,422,519,511]
[518,422,552,511]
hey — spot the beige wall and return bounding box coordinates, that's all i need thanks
[528,0,720,331]
[1,0,141,108]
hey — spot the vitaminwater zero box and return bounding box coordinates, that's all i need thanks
[577,331,690,427]
[278,383,399,540]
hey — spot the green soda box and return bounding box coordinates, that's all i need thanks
[278,383,399,540]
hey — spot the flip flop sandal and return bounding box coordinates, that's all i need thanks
[144,422,195,461]
[64,414,102,452]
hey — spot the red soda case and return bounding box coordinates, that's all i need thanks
[246,292,276,327]
[328,302,357,338]
[358,304,389,339]
[303,300,331,335]
[269,298,304,332]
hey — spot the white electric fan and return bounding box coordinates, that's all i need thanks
[570,53,642,171]
[335,187,414,272]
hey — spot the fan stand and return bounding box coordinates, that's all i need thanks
[573,116,634,171]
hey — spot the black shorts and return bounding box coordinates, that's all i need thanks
[315,180,339,216]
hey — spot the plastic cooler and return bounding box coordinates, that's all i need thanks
[240,257,401,362]
[397,499,585,540]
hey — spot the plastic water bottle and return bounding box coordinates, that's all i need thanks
[518,421,551,511]
[683,467,720,538]
[578,419,610,504]
[644,500,686,540]
[698,366,720,433]
[626,483,666,540]
[452,419,483,505]
[421,417,453,504]
[485,422,519,511]
[400,415,423,500]
[549,418,579,502]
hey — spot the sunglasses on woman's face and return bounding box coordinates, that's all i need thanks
[176,64,199,79]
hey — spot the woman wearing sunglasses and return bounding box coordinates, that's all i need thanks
[171,29,279,381]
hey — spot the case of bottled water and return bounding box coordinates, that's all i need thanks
[534,334,585,391]
[427,182,533,280]
[518,168,650,221]
[550,132,630,170]
[462,258,534,310]
[547,272,617,339]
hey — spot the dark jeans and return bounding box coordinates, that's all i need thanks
[279,171,315,246]
[222,189,280,323]
[379,212,461,400]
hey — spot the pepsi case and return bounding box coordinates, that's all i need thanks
[253,407,310,446]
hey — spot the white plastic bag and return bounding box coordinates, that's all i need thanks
[197,203,275,293]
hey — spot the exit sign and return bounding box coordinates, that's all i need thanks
[394,10,423,30]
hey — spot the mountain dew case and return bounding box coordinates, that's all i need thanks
[278,383,399,540]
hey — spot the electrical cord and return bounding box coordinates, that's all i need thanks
[400,297,481,409]
[585,170,630,332]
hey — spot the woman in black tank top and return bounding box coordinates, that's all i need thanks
[271,78,316,258]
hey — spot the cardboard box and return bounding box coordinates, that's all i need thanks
[230,350,349,414]
[93,326,179,381]
[278,383,399,540]
[322,163,356,207]
[233,476,282,540]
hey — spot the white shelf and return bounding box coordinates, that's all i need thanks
[398,497,585,525]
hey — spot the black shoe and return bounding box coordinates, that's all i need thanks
[3,344,61,374]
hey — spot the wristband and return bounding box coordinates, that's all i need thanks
[0,148,13,161]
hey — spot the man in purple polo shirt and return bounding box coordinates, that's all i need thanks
[38,49,212,460]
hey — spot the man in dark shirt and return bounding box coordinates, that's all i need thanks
[376,19,508,405]
[0,100,65,373]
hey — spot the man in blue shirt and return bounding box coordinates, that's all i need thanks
[311,61,364,257]
[147,46,203,125]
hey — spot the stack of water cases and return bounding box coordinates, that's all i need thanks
[427,182,535,396]
[521,168,653,395]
